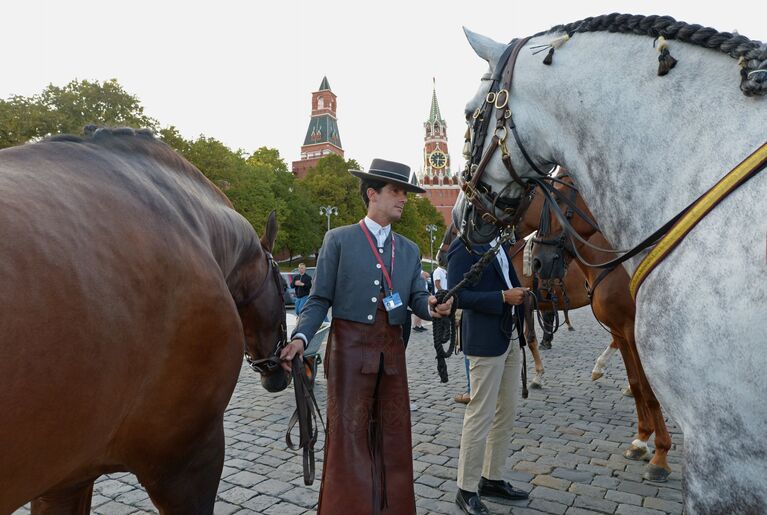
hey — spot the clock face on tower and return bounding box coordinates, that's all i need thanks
[429,150,447,169]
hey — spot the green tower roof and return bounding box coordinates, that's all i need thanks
[318,76,331,91]
[428,78,444,124]
[303,114,342,148]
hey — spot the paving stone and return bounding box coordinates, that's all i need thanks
[530,498,569,515]
[617,480,659,497]
[217,486,259,505]
[92,501,135,515]
[643,496,684,514]
[615,504,666,515]
[573,494,618,514]
[606,489,643,506]
[532,474,572,491]
[213,501,242,515]
[531,486,576,505]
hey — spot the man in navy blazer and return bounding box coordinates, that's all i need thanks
[448,236,530,515]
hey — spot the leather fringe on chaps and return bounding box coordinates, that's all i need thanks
[317,303,416,515]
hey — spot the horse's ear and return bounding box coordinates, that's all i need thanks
[261,210,278,254]
[463,27,506,69]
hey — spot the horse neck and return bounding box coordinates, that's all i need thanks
[505,31,765,270]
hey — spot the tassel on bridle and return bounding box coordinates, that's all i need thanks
[655,36,677,76]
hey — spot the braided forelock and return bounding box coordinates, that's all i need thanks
[546,13,767,96]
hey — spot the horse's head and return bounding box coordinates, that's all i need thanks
[235,211,290,393]
[456,28,557,247]
[531,177,598,283]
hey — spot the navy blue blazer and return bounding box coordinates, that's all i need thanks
[447,237,524,357]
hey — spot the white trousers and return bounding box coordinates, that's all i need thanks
[456,344,522,492]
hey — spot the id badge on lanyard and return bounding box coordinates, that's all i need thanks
[359,221,402,312]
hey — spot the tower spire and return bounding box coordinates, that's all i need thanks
[428,78,443,124]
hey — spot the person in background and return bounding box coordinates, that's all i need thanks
[292,263,312,315]
[412,270,430,332]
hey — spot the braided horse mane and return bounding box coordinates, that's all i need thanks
[541,13,767,96]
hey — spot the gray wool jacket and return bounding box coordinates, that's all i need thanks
[292,222,432,346]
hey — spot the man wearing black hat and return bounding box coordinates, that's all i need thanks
[279,159,452,515]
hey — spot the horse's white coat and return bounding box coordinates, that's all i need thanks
[459,25,767,513]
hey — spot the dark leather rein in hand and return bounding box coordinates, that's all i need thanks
[286,355,325,485]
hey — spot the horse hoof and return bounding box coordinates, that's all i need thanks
[530,380,542,389]
[591,371,604,381]
[643,463,671,482]
[567,326,575,331]
[540,341,552,350]
[622,385,634,397]
[623,445,649,461]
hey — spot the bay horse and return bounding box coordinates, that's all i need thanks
[456,13,767,512]
[438,187,593,390]
[531,177,673,481]
[0,127,288,514]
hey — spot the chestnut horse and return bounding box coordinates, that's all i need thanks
[0,128,288,514]
[439,185,593,389]
[531,178,672,481]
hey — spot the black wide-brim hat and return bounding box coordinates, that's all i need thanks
[350,158,426,194]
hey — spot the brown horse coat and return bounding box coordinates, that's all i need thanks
[0,129,285,513]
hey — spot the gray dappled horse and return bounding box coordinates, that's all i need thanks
[455,13,767,514]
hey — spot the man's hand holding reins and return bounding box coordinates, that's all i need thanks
[429,295,453,318]
[279,339,305,372]
[503,287,528,305]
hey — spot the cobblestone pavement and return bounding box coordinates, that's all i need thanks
[14,307,685,514]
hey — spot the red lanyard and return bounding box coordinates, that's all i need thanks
[359,220,395,292]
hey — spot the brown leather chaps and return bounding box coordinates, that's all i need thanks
[317,304,416,515]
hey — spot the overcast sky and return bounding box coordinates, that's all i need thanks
[3,1,764,176]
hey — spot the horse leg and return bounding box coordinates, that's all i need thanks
[540,310,555,350]
[527,338,545,389]
[563,309,575,331]
[628,337,672,482]
[140,423,225,515]
[614,336,655,465]
[591,339,619,380]
[31,480,95,515]
[523,303,544,388]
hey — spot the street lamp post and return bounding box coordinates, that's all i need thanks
[320,205,338,232]
[425,224,438,272]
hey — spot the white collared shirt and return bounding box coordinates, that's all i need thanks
[364,216,391,248]
[490,237,513,289]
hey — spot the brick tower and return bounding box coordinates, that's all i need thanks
[418,79,460,227]
[292,76,344,179]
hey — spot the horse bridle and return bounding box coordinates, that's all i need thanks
[235,250,288,375]
[461,37,555,243]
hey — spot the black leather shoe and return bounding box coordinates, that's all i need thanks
[478,477,529,501]
[455,490,490,515]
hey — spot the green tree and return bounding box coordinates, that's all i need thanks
[396,194,446,261]
[0,95,57,148]
[40,79,157,135]
[247,147,322,261]
[303,154,366,236]
[0,79,157,149]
